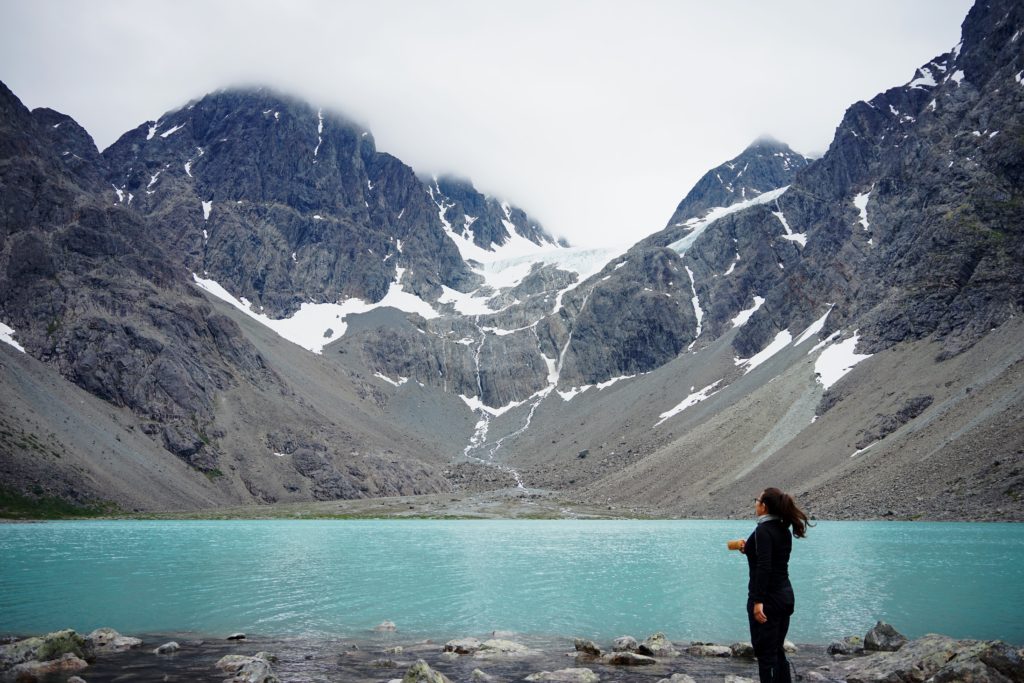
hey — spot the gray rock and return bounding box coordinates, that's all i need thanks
[729,642,755,658]
[87,627,143,652]
[374,621,398,632]
[722,676,756,683]
[216,652,279,683]
[10,652,89,678]
[638,632,678,657]
[612,636,638,652]
[384,646,404,655]
[525,668,599,682]
[372,658,399,668]
[473,639,529,659]
[227,632,247,640]
[864,621,908,652]
[603,651,657,666]
[401,659,452,683]
[154,641,180,655]
[471,669,496,682]
[656,675,697,683]
[0,629,94,671]
[573,638,601,657]
[443,637,481,655]
[438,651,460,663]
[784,640,797,654]
[830,634,1018,683]
[827,635,864,656]
[67,677,87,683]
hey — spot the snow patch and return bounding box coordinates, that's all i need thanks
[853,191,871,230]
[736,330,793,374]
[655,380,722,426]
[0,321,25,353]
[374,372,408,387]
[685,266,703,340]
[192,269,438,354]
[772,207,807,246]
[202,201,212,220]
[669,186,789,254]
[949,70,965,85]
[147,122,158,140]
[160,123,185,138]
[794,305,834,346]
[814,332,872,389]
[731,296,765,328]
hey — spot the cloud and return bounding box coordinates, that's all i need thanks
[0,0,972,247]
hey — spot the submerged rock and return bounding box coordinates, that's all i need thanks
[471,669,496,682]
[443,637,481,655]
[375,621,398,632]
[473,639,530,659]
[864,621,908,652]
[154,641,180,655]
[657,675,697,683]
[401,659,452,683]
[686,644,732,657]
[525,667,600,682]
[604,651,657,666]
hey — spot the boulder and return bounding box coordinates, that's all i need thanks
[227,633,247,641]
[525,668,600,682]
[828,634,1022,683]
[87,627,142,652]
[603,651,657,666]
[827,635,864,656]
[384,646,404,655]
[10,652,89,679]
[154,641,180,655]
[612,636,638,652]
[723,676,756,683]
[443,637,481,655]
[573,638,602,657]
[401,659,452,683]
[686,644,732,657]
[657,675,697,683]
[471,670,496,682]
[730,642,756,658]
[0,629,94,670]
[216,652,279,683]
[639,632,678,657]
[864,621,908,652]
[473,639,529,659]
[438,651,460,662]
[375,621,398,632]
[372,658,399,668]
[784,640,798,654]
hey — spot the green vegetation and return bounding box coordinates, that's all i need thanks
[203,468,224,481]
[0,487,120,520]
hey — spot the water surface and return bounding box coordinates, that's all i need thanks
[1,520,1021,644]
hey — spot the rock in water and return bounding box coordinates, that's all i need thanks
[0,629,94,671]
[612,636,638,652]
[87,627,143,652]
[10,652,88,678]
[827,635,864,655]
[729,642,755,658]
[401,659,452,683]
[227,632,247,641]
[154,641,180,655]
[657,675,697,683]
[604,651,657,666]
[686,644,732,657]
[525,668,600,682]
[473,639,529,659]
[573,638,602,657]
[864,621,908,652]
[375,621,398,632]
[443,637,481,654]
[639,632,678,657]
[216,652,279,683]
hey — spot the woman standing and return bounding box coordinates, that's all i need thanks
[739,487,811,683]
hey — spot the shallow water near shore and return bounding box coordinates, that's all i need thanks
[1,520,1022,645]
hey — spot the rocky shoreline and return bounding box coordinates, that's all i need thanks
[2,622,1021,683]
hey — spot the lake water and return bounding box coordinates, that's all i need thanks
[1,520,1022,645]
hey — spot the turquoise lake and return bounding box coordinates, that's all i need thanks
[1,520,1022,644]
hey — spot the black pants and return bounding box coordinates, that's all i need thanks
[747,599,792,683]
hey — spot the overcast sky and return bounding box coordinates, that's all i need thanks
[1,0,972,247]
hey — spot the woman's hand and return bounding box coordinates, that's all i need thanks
[753,603,767,624]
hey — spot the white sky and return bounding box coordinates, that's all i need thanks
[0,0,972,248]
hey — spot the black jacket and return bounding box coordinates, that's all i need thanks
[745,518,795,612]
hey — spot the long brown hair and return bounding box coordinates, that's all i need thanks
[761,487,812,538]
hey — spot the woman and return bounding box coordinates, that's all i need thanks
[739,487,811,683]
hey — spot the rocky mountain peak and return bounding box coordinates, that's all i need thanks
[664,137,809,229]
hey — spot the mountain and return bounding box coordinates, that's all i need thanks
[1,0,1022,520]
